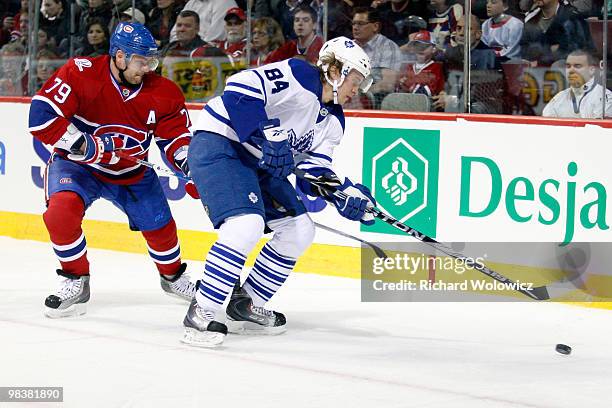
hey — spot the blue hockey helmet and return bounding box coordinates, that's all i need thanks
[110,22,159,70]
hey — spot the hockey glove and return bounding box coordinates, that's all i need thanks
[255,119,295,179]
[67,132,124,165]
[332,178,377,225]
[173,147,200,199]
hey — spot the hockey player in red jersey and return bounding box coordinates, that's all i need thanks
[28,22,198,318]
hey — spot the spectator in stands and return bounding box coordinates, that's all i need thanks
[374,0,429,45]
[481,0,524,61]
[543,49,612,118]
[162,10,206,57]
[37,28,59,54]
[148,0,183,47]
[1,16,15,47]
[75,18,110,57]
[0,40,26,95]
[520,0,594,66]
[428,0,463,48]
[352,7,401,98]
[35,49,60,90]
[266,4,323,63]
[169,0,236,44]
[80,1,113,43]
[109,0,132,31]
[254,0,296,39]
[14,11,28,47]
[109,1,147,32]
[250,17,285,66]
[397,30,445,98]
[434,14,500,112]
[191,7,247,65]
[40,0,70,50]
[121,7,146,26]
[14,0,27,31]
[445,14,496,70]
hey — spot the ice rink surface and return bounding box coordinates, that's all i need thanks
[1,236,612,408]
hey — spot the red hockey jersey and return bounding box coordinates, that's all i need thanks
[29,55,191,184]
[397,61,445,97]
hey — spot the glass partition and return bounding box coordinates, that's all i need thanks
[1,0,608,118]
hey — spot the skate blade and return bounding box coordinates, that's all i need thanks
[226,320,286,336]
[181,327,225,347]
[44,303,87,319]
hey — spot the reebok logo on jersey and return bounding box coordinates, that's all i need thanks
[59,177,72,184]
[248,192,258,203]
[74,58,92,72]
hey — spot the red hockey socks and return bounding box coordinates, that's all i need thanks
[141,219,182,276]
[43,191,89,276]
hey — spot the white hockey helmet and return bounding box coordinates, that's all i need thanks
[317,37,373,101]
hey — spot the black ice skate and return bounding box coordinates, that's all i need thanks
[226,283,286,335]
[181,298,228,348]
[160,263,196,301]
[44,270,90,318]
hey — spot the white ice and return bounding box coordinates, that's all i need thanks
[1,236,612,408]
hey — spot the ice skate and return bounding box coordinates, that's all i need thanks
[181,299,227,347]
[44,270,90,318]
[226,283,286,335]
[160,263,196,301]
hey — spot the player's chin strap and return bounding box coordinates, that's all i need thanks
[324,72,345,105]
[112,55,140,89]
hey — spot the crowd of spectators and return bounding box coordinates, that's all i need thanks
[0,0,610,117]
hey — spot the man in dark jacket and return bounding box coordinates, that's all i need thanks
[520,0,594,66]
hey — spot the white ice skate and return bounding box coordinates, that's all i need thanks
[160,263,196,301]
[44,270,90,318]
[181,299,227,348]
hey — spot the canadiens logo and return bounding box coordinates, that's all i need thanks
[123,25,134,33]
[59,177,72,184]
[93,124,150,157]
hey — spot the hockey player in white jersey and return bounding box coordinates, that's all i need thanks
[182,37,376,347]
[543,49,612,119]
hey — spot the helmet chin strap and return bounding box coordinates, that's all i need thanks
[324,72,346,105]
[112,55,140,90]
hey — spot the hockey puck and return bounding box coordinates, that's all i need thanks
[555,344,572,355]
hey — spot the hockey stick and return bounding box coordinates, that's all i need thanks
[313,222,388,259]
[116,153,388,258]
[294,168,555,301]
[116,152,191,181]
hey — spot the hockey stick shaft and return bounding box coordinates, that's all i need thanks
[313,222,388,259]
[294,168,549,300]
[116,152,191,181]
[116,154,390,259]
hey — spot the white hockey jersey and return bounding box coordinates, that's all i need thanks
[481,15,523,59]
[542,78,612,119]
[194,58,345,176]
